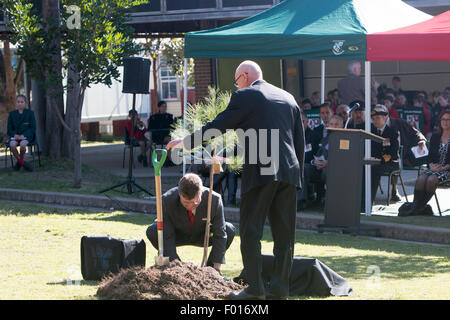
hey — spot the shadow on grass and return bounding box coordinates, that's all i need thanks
[256,226,450,280]
[84,212,155,226]
[47,280,99,287]
[0,200,101,216]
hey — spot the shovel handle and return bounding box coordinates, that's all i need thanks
[152,149,167,176]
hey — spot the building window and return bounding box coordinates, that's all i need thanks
[160,58,178,100]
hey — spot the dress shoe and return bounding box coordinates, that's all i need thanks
[227,289,265,300]
[13,162,21,171]
[390,193,401,202]
[22,162,33,172]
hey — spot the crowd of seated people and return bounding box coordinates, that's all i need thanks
[297,74,449,213]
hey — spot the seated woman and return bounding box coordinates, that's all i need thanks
[409,111,450,215]
[7,94,36,172]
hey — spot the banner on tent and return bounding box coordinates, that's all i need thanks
[398,106,425,133]
[304,109,321,129]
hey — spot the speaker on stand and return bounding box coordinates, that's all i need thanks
[99,57,153,197]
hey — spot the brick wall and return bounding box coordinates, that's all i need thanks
[194,58,212,103]
[113,119,128,137]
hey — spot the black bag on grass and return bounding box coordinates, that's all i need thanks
[81,236,146,281]
[398,202,434,217]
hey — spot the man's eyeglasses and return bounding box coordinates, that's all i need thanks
[234,72,248,88]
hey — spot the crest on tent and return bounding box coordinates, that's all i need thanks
[332,40,345,55]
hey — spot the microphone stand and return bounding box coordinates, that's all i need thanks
[98,93,153,197]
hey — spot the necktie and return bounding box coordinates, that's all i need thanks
[187,210,194,226]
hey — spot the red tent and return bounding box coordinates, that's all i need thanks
[367,10,450,61]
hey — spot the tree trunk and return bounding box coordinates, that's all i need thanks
[72,85,86,188]
[42,0,65,158]
[63,65,80,159]
[0,41,26,141]
[31,80,47,153]
[3,41,16,111]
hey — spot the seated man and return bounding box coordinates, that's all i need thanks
[146,173,235,274]
[126,109,151,167]
[7,94,36,172]
[297,111,315,210]
[147,100,174,146]
[370,105,400,204]
[311,102,333,155]
[346,100,365,129]
[387,112,427,201]
[300,115,344,209]
[336,104,350,126]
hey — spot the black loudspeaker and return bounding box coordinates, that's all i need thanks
[122,57,151,94]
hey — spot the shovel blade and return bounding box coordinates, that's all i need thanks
[155,255,170,266]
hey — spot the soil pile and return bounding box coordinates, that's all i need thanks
[96,260,244,300]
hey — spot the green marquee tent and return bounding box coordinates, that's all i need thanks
[184,0,431,60]
[181,0,433,216]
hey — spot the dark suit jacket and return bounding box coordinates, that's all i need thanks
[184,80,305,195]
[161,186,227,264]
[7,109,36,141]
[388,117,426,166]
[388,117,426,148]
[304,127,315,164]
[338,73,377,105]
[371,124,400,164]
[148,113,174,144]
[429,133,450,165]
[311,124,326,156]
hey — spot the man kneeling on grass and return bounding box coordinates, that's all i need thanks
[146,173,235,274]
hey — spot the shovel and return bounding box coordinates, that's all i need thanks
[152,149,170,266]
[201,150,223,267]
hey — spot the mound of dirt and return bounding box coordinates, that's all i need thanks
[96,260,244,300]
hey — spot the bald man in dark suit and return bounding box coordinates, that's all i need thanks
[167,60,305,300]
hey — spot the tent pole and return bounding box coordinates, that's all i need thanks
[321,60,325,103]
[364,61,372,216]
[183,58,188,176]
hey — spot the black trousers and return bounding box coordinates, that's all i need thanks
[371,162,399,200]
[239,181,297,296]
[146,222,235,266]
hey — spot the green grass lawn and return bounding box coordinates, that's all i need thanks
[301,201,450,229]
[0,201,448,300]
[0,157,180,198]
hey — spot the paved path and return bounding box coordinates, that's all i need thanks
[81,144,450,217]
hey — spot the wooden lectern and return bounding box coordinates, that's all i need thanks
[317,128,384,235]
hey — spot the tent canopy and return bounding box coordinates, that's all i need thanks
[367,10,450,61]
[184,0,431,60]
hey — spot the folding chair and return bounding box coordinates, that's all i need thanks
[378,145,409,206]
[4,135,41,169]
[434,181,450,216]
[122,128,140,168]
[417,166,450,217]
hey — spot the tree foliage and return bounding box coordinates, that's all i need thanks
[1,0,148,186]
[171,86,242,172]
